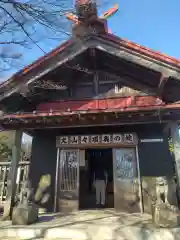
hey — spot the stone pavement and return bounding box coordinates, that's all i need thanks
[0,209,180,240]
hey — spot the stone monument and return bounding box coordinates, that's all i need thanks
[152,176,180,227]
[12,181,39,225]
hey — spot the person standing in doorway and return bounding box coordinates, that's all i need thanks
[93,163,108,207]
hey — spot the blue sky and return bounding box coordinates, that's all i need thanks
[1,0,180,80]
[107,0,180,58]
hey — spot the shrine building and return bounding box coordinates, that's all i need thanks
[0,0,180,216]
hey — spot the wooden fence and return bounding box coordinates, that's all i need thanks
[0,160,30,204]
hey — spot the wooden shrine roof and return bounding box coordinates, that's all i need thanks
[1,0,180,130]
[1,32,180,84]
[1,0,180,105]
[1,33,180,83]
[0,32,180,101]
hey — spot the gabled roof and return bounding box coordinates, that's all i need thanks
[0,32,180,101]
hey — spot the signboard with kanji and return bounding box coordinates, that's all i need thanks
[56,133,137,147]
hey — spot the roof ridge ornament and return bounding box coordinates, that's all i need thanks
[65,1,118,37]
[75,0,98,23]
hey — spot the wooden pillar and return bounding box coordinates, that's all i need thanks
[170,123,180,181]
[2,130,22,220]
[170,122,180,204]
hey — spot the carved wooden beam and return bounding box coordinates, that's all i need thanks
[158,73,170,96]
[32,80,68,90]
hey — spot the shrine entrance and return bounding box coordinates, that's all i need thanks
[79,148,114,209]
[55,133,143,213]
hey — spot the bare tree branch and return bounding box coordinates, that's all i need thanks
[0,0,109,75]
[0,41,26,44]
[0,0,74,73]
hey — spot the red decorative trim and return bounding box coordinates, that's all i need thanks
[23,40,73,74]
[36,96,164,112]
[3,96,179,120]
[2,103,180,120]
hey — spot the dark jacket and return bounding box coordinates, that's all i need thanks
[94,167,107,181]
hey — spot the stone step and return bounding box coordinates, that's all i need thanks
[0,228,88,240]
[0,226,179,240]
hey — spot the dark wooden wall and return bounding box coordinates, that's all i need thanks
[65,72,148,100]
[29,123,174,213]
[29,131,57,212]
[2,71,156,114]
[137,124,174,213]
[36,72,149,104]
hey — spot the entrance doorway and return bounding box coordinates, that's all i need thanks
[55,147,142,214]
[79,148,114,209]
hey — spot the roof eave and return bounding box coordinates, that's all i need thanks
[95,34,180,79]
[101,33,180,71]
[0,41,89,102]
